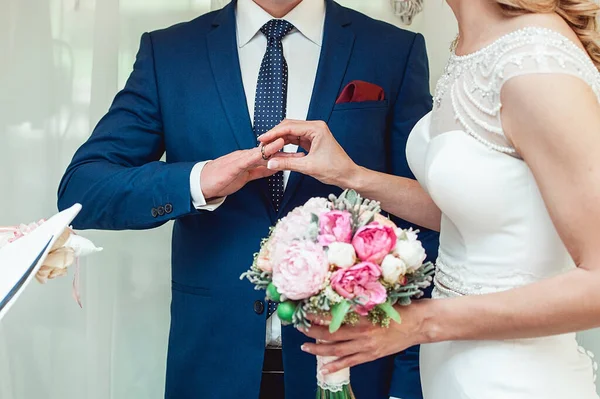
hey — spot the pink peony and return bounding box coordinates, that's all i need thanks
[272,241,329,300]
[272,199,330,244]
[352,223,397,264]
[318,211,353,246]
[330,262,387,316]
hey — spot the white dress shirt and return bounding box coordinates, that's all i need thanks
[189,0,325,347]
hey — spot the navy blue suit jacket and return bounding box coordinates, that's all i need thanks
[57,1,439,398]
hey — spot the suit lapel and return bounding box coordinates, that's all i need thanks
[207,1,276,222]
[207,1,257,152]
[279,0,355,215]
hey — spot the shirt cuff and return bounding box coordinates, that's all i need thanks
[190,161,226,211]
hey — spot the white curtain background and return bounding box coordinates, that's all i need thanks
[0,1,598,398]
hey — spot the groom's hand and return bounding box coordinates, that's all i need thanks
[200,138,296,199]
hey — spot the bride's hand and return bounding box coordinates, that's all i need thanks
[258,120,360,187]
[299,302,427,375]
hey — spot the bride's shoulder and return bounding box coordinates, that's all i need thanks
[488,14,586,60]
[471,15,600,98]
[507,12,580,45]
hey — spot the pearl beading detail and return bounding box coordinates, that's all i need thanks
[433,27,600,158]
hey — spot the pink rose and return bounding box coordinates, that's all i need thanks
[352,223,397,264]
[272,241,329,300]
[330,262,387,316]
[318,211,353,246]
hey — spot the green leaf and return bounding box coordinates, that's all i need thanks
[311,213,320,225]
[329,300,352,333]
[344,189,358,206]
[377,301,402,325]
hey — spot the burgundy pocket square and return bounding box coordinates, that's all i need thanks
[336,80,385,104]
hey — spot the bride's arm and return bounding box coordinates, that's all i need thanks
[259,120,442,231]
[346,166,441,232]
[299,73,600,374]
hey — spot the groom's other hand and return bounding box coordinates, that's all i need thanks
[199,138,295,200]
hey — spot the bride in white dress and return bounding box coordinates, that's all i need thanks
[258,0,600,398]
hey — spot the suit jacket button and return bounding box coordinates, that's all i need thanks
[151,208,158,218]
[157,206,165,216]
[253,300,265,315]
[165,203,173,214]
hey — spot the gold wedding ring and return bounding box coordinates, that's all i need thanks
[260,143,270,160]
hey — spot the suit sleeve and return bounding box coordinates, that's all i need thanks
[57,32,199,230]
[387,33,439,399]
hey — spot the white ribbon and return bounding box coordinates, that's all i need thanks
[316,340,351,393]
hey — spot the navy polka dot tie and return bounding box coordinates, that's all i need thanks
[267,300,278,319]
[254,19,294,213]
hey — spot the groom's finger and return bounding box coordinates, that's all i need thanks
[240,138,286,169]
[246,166,277,181]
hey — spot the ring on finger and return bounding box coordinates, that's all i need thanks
[260,143,270,160]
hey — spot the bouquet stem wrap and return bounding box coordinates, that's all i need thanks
[316,340,355,399]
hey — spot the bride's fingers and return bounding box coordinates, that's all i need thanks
[267,155,310,173]
[299,325,332,341]
[271,152,306,159]
[306,313,332,325]
[301,340,361,358]
[300,323,366,342]
[259,134,312,153]
[257,119,324,144]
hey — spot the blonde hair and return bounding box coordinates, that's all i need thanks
[495,0,600,70]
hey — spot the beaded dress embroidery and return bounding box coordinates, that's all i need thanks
[431,27,600,159]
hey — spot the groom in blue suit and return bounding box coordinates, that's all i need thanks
[58,0,438,398]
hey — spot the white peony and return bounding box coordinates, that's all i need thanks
[327,242,357,269]
[381,254,407,284]
[302,197,331,217]
[394,228,426,272]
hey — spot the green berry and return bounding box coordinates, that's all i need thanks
[277,301,297,323]
[267,283,281,302]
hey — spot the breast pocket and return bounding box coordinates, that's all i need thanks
[328,100,390,171]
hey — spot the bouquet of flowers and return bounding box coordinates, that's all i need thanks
[241,189,434,399]
[0,217,102,307]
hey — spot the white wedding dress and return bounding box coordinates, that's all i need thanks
[407,27,600,399]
